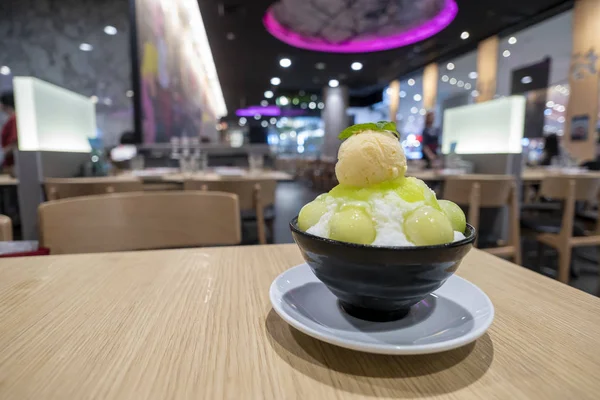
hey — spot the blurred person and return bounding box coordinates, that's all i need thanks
[0,91,18,173]
[421,111,439,169]
[539,134,560,166]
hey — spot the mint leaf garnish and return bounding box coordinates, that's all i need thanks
[338,121,399,140]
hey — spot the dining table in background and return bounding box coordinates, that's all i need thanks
[0,244,599,399]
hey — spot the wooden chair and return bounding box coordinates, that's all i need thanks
[0,214,12,241]
[525,176,600,283]
[44,177,144,201]
[184,178,276,245]
[443,175,521,264]
[39,192,241,254]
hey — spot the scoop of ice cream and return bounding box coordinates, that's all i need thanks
[335,130,407,187]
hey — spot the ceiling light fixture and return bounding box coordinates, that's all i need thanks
[309,102,316,109]
[447,62,455,70]
[508,36,517,45]
[254,114,261,120]
[239,117,247,125]
[407,79,415,86]
[419,108,427,115]
[126,90,134,98]
[558,116,565,123]
[546,101,555,108]
[300,103,307,109]
[399,91,406,98]
[521,76,532,84]
[351,62,363,71]
[90,95,98,104]
[471,90,479,97]
[0,66,11,75]
[503,50,511,57]
[264,90,274,98]
[315,62,326,70]
[279,96,289,106]
[413,94,422,101]
[260,100,268,106]
[261,120,268,128]
[279,58,292,68]
[104,26,117,35]
[464,83,471,90]
[441,75,449,82]
[410,107,418,114]
[468,71,478,79]
[270,117,277,124]
[328,79,339,88]
[79,43,93,51]
[457,80,464,87]
[460,31,469,40]
[318,102,325,109]
[449,78,457,85]
[226,32,236,40]
[270,77,281,85]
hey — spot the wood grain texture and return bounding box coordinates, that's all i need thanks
[0,245,599,399]
[39,192,242,254]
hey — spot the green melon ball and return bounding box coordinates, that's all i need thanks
[298,199,329,231]
[438,200,467,233]
[404,206,454,246]
[396,177,427,203]
[329,206,376,245]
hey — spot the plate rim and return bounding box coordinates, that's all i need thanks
[269,263,495,355]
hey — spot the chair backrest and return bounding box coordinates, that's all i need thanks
[44,177,144,201]
[39,192,241,254]
[183,179,276,210]
[0,214,12,241]
[443,175,514,207]
[540,176,600,201]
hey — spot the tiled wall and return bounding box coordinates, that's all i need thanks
[0,0,133,147]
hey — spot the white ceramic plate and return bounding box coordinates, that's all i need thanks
[270,263,494,355]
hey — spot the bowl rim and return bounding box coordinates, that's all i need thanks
[290,216,476,251]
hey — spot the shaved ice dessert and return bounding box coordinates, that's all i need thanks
[298,121,467,247]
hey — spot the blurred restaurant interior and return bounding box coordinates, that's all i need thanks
[1,0,600,398]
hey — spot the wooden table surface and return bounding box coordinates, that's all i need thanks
[162,169,294,182]
[408,168,600,184]
[0,174,18,186]
[1,245,599,399]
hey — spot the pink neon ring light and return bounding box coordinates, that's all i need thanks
[263,0,458,53]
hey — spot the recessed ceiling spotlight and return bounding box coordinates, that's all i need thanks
[90,95,98,104]
[460,31,469,40]
[464,83,471,90]
[413,94,422,101]
[441,75,449,82]
[558,116,565,123]
[508,36,517,45]
[410,107,418,114]
[457,80,464,87]
[503,50,511,58]
[239,117,247,125]
[309,102,316,109]
[103,97,112,106]
[449,78,457,85]
[544,109,552,116]
[0,66,11,75]
[226,32,236,40]
[318,102,325,109]
[260,100,268,106]
[292,98,299,105]
[419,108,427,115]
[447,62,455,70]
[300,103,307,109]
[328,79,339,88]
[546,101,555,108]
[270,77,281,85]
[280,58,292,68]
[104,26,117,35]
[279,96,289,106]
[471,90,479,97]
[351,62,363,71]
[79,43,93,51]
[399,91,406,98]
[264,90,274,99]
[261,120,268,128]
[254,114,261,120]
[468,71,478,79]
[521,76,532,84]
[315,62,326,70]
[270,117,277,124]
[126,90,134,98]
[407,79,415,86]
[310,94,318,101]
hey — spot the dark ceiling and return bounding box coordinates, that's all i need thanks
[198,0,573,117]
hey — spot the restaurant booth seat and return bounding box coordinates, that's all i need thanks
[443,175,521,265]
[184,178,276,245]
[38,192,241,254]
[519,176,600,283]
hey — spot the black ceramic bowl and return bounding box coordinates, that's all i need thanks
[290,217,476,322]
